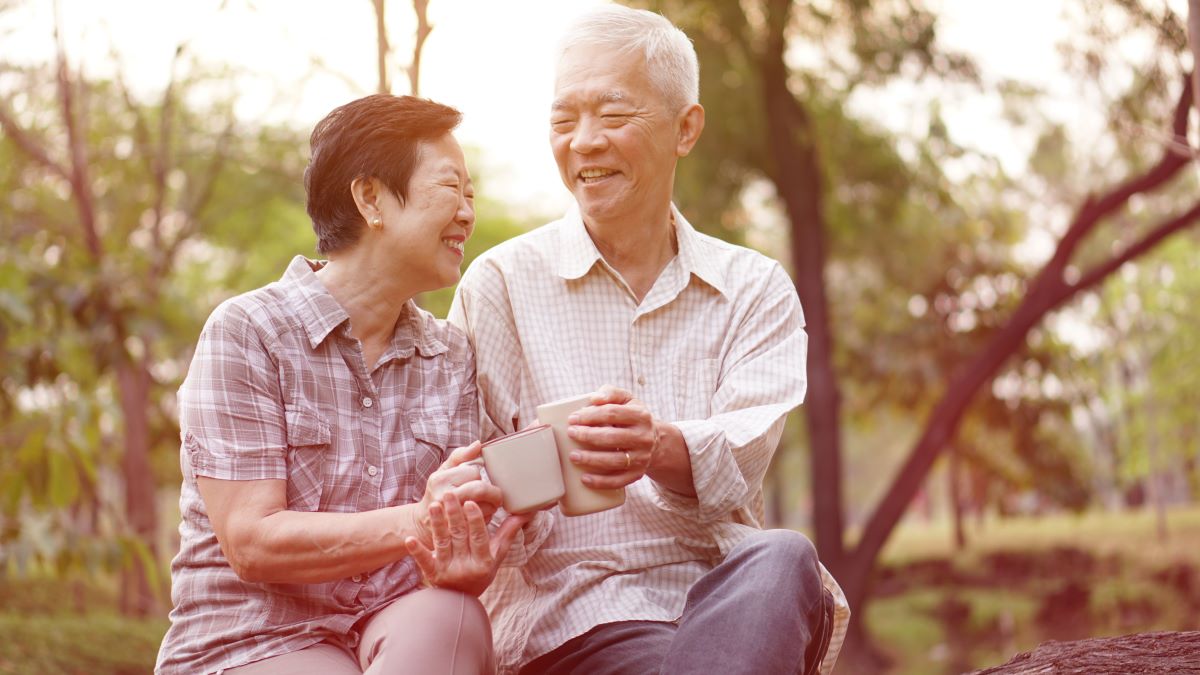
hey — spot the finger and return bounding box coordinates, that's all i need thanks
[442,493,469,543]
[489,513,533,565]
[447,480,505,510]
[463,500,492,560]
[443,441,483,469]
[592,385,633,405]
[405,536,437,580]
[568,448,642,473]
[568,402,646,428]
[427,464,485,497]
[580,470,643,490]
[568,425,655,453]
[429,502,453,559]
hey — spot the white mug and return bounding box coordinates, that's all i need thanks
[536,393,626,516]
[479,424,565,514]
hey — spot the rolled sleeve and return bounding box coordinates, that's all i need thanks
[178,301,288,482]
[654,264,807,522]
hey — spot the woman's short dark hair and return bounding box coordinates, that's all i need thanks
[304,95,462,255]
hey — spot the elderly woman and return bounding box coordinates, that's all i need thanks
[155,95,524,675]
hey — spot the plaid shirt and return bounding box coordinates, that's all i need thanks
[156,256,478,675]
[449,206,848,675]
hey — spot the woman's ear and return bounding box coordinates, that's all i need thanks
[350,176,384,229]
[675,103,705,157]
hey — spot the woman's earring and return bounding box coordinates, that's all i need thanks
[371,216,382,228]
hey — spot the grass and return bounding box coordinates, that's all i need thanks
[0,575,166,675]
[879,505,1200,568]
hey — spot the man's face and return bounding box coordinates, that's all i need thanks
[550,44,683,225]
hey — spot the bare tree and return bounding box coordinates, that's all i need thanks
[0,6,239,616]
[369,0,433,96]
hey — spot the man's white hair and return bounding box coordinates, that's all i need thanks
[556,4,700,111]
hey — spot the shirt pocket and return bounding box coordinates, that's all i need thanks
[284,404,332,512]
[407,412,451,490]
[673,358,720,420]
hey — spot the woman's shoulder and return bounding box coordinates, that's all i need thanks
[200,281,296,345]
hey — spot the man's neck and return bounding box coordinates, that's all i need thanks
[584,208,678,303]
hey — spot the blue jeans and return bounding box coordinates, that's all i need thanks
[521,529,834,675]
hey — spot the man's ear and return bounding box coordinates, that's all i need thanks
[675,103,705,157]
[350,176,382,227]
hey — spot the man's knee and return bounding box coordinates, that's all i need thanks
[734,529,822,594]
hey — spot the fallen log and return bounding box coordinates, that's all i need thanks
[972,631,1200,674]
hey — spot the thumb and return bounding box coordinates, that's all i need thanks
[405,536,438,581]
[489,513,531,565]
[442,441,483,469]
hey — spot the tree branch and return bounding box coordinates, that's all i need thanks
[373,0,389,94]
[1043,74,1193,280]
[408,0,432,97]
[53,0,102,261]
[0,102,70,181]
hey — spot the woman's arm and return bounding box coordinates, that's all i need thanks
[199,443,503,585]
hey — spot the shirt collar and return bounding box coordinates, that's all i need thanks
[555,204,729,298]
[281,255,446,357]
[671,207,729,298]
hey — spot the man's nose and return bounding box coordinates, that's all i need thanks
[570,117,608,154]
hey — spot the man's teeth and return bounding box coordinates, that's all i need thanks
[443,239,464,253]
[580,168,615,180]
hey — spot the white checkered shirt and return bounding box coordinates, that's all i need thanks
[156,256,478,674]
[448,206,848,674]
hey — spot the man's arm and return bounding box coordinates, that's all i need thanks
[566,263,806,521]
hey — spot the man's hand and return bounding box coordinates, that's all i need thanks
[566,385,696,496]
[404,493,530,596]
[564,385,661,490]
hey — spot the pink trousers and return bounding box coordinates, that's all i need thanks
[224,588,494,675]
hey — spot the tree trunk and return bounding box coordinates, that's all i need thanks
[973,631,1200,674]
[950,446,966,551]
[116,358,159,617]
[372,0,389,94]
[761,0,846,571]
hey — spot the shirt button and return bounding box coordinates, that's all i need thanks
[352,574,363,583]
[637,375,646,386]
[362,396,374,408]
[367,465,379,477]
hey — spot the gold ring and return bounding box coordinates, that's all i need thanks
[623,451,631,469]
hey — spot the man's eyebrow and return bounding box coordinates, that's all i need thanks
[551,90,628,111]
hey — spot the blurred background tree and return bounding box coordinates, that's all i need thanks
[2,0,1200,672]
[637,0,1200,667]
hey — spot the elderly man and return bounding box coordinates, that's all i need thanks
[449,5,848,674]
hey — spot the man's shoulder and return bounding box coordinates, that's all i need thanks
[687,228,787,288]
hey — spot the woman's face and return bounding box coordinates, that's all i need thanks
[377,133,475,292]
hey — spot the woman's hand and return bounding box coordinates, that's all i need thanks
[404,492,530,596]
[415,442,504,547]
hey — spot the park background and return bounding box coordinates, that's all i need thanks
[1,0,1198,672]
